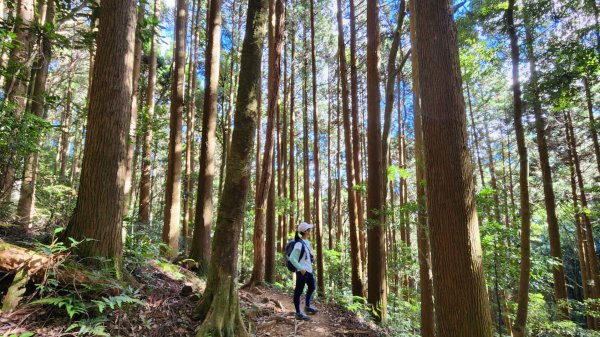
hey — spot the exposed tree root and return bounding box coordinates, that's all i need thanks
[195,271,249,337]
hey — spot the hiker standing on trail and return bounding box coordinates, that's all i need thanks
[289,222,319,320]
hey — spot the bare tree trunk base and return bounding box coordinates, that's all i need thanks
[195,271,249,337]
[241,279,265,291]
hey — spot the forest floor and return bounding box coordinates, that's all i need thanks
[0,225,385,337]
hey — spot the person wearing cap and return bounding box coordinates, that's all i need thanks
[289,222,318,320]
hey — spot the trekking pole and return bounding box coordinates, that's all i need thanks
[294,314,298,336]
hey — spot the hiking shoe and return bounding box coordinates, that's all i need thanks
[295,312,311,321]
[305,306,318,315]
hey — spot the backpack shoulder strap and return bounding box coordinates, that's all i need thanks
[298,241,306,261]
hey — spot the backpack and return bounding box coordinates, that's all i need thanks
[285,239,306,272]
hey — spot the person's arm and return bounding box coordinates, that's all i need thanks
[289,244,305,273]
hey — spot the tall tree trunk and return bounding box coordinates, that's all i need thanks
[247,0,284,287]
[408,0,434,334]
[183,0,196,241]
[71,18,97,188]
[163,0,188,255]
[336,0,365,297]
[366,0,386,321]
[308,0,325,299]
[59,67,73,182]
[288,24,296,238]
[466,83,486,187]
[183,0,202,244]
[523,3,569,317]
[348,0,366,267]
[302,28,310,222]
[65,0,136,268]
[191,0,222,270]
[381,0,406,206]
[565,110,600,314]
[16,0,55,225]
[138,0,160,227]
[506,1,532,335]
[483,121,502,223]
[193,0,267,333]
[256,66,263,210]
[276,63,283,254]
[123,5,145,217]
[265,151,277,282]
[69,126,83,186]
[218,1,234,200]
[500,137,511,228]
[280,25,288,251]
[129,131,142,215]
[482,119,509,335]
[565,114,596,329]
[398,79,407,249]
[0,0,34,202]
[327,77,333,251]
[414,0,493,335]
[583,77,600,175]
[335,75,342,245]
[504,113,517,225]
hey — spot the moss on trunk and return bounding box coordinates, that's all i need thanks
[195,268,249,337]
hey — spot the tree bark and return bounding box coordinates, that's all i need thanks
[190,0,221,270]
[506,1,532,335]
[414,0,493,334]
[504,114,517,225]
[466,83,486,187]
[246,0,284,287]
[69,126,83,186]
[0,0,34,202]
[565,110,600,317]
[163,0,187,255]
[381,0,406,206]
[564,114,596,328]
[302,27,310,223]
[183,0,202,242]
[280,24,288,251]
[523,2,569,317]
[483,121,502,224]
[265,150,277,282]
[65,0,136,269]
[16,0,55,225]
[327,77,333,251]
[220,0,242,201]
[190,0,221,271]
[336,0,364,297]
[308,0,325,299]
[122,4,145,217]
[366,0,387,321]
[348,0,366,268]
[335,75,342,245]
[289,23,296,236]
[58,65,73,182]
[138,0,160,227]
[193,0,267,333]
[408,0,434,334]
[583,77,600,176]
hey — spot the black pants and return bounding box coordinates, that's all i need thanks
[294,271,315,313]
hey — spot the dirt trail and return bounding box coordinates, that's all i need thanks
[0,230,382,337]
[241,286,382,337]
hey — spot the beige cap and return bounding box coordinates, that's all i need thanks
[297,222,314,233]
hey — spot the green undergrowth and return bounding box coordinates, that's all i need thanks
[3,231,196,336]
